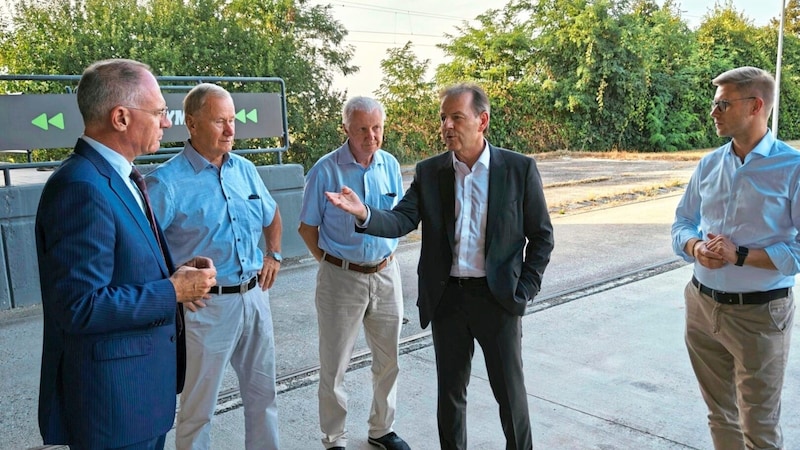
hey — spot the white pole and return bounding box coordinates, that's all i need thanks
[773,0,787,137]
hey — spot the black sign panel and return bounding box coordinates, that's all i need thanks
[0,94,81,150]
[0,92,285,150]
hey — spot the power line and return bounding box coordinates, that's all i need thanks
[348,29,444,38]
[347,39,443,47]
[325,1,474,22]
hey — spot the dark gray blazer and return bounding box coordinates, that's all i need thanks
[362,145,554,328]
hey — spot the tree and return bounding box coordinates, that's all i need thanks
[375,41,440,162]
[691,2,776,146]
[435,0,567,152]
[527,0,693,150]
[769,0,800,35]
[0,0,356,168]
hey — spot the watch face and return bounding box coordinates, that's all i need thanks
[271,252,283,262]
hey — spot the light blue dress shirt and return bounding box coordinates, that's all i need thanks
[300,141,403,264]
[80,135,144,212]
[672,131,800,291]
[145,141,277,286]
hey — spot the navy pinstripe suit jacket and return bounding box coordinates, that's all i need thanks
[36,139,183,448]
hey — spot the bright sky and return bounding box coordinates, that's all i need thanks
[308,0,781,96]
[0,0,783,91]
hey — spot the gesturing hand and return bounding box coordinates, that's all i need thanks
[325,186,369,221]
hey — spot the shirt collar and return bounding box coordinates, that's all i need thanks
[184,139,230,173]
[452,139,491,170]
[727,130,774,164]
[81,135,133,180]
[337,140,384,168]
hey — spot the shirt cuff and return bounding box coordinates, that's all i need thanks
[356,206,371,229]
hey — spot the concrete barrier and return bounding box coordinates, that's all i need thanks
[0,163,308,310]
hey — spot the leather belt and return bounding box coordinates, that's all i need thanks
[323,253,392,274]
[449,276,488,288]
[691,276,789,305]
[210,276,257,295]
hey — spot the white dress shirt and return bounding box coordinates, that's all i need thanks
[450,141,490,277]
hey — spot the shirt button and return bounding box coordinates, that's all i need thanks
[170,335,176,342]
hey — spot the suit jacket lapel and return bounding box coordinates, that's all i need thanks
[437,153,457,253]
[486,145,508,252]
[75,140,169,276]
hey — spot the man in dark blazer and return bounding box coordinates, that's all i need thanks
[35,59,217,450]
[326,83,554,450]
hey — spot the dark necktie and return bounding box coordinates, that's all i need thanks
[129,167,164,256]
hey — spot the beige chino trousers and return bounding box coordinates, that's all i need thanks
[315,257,404,449]
[684,281,794,450]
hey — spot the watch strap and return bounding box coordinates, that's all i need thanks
[735,246,749,267]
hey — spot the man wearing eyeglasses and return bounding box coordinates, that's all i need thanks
[146,83,283,450]
[35,59,217,449]
[672,66,800,449]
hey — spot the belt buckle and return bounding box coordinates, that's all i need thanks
[712,290,742,305]
[240,278,252,294]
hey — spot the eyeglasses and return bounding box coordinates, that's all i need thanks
[710,97,756,113]
[123,105,169,118]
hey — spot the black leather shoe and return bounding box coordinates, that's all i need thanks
[368,432,410,450]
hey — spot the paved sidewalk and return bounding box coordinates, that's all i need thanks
[162,264,800,449]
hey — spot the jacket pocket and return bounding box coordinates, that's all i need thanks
[93,335,153,361]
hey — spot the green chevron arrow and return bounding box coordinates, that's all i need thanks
[32,113,49,130]
[235,109,258,123]
[48,113,65,130]
[31,113,66,131]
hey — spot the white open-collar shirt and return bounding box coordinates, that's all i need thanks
[450,140,490,278]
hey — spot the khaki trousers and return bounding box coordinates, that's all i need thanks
[684,281,794,450]
[315,257,403,449]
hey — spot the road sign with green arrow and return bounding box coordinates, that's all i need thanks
[0,94,80,150]
[0,92,286,151]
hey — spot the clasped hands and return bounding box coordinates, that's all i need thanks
[694,233,739,269]
[170,256,217,312]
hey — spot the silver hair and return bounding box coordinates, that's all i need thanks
[183,83,232,116]
[76,59,152,125]
[342,96,385,127]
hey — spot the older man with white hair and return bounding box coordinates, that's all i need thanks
[299,96,410,450]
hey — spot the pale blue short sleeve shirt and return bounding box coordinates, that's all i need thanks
[145,141,277,286]
[300,142,403,264]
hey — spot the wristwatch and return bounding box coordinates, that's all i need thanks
[265,251,283,263]
[735,246,749,267]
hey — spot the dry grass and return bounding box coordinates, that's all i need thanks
[543,176,612,189]
[535,139,800,162]
[534,149,710,161]
[548,182,687,215]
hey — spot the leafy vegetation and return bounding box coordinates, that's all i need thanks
[2,0,799,167]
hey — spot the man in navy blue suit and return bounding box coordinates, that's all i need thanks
[35,58,218,450]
